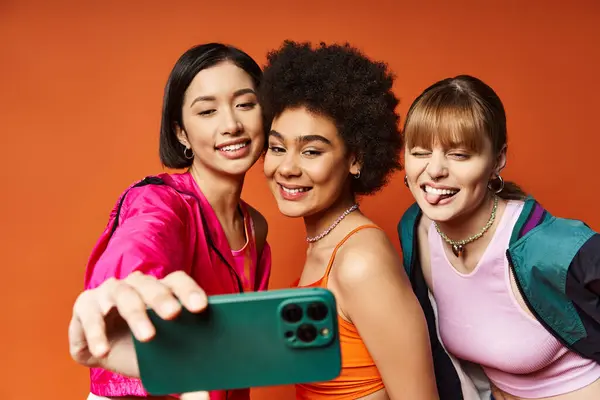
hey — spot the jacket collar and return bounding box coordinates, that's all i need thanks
[397,196,545,278]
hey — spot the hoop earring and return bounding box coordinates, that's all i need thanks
[404,176,409,187]
[183,147,194,160]
[488,174,504,194]
[184,147,194,160]
[353,170,361,179]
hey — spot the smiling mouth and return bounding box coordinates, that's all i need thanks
[279,184,312,195]
[215,140,250,152]
[421,184,460,205]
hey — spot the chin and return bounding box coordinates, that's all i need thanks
[421,206,459,223]
[219,159,257,176]
[276,201,312,218]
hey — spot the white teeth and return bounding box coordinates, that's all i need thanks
[424,185,458,196]
[281,186,309,194]
[220,142,248,151]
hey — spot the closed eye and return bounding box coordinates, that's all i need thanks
[268,145,285,154]
[237,102,257,110]
[411,151,431,157]
[199,109,216,116]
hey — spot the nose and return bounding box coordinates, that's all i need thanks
[426,152,448,180]
[220,108,243,136]
[277,151,302,178]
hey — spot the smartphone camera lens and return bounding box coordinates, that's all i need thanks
[281,303,303,323]
[307,302,328,321]
[296,324,318,343]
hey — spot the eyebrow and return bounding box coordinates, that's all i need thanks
[269,130,332,146]
[190,88,256,107]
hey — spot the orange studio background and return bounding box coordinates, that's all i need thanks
[1,1,598,399]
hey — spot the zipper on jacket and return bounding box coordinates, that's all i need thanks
[173,185,245,294]
[505,250,588,359]
[409,213,421,283]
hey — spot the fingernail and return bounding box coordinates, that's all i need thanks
[93,342,109,357]
[189,293,206,310]
[161,300,180,316]
[136,322,154,341]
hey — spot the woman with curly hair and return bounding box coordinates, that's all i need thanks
[260,40,438,400]
[67,41,439,400]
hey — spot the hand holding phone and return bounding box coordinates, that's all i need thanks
[69,271,209,377]
[132,288,342,395]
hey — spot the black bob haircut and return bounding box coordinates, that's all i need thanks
[159,43,263,169]
[259,40,403,196]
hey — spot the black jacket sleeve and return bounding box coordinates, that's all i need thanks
[566,233,600,362]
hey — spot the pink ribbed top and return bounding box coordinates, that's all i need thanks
[429,201,600,398]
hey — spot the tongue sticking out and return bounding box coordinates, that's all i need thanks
[425,192,444,205]
[425,191,459,205]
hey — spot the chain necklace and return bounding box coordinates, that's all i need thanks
[306,204,359,243]
[434,196,498,258]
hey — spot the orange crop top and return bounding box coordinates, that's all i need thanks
[293,225,385,400]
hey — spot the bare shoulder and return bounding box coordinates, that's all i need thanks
[245,204,269,250]
[331,227,405,289]
[328,225,424,326]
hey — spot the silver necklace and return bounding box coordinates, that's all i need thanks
[306,204,359,243]
[434,195,498,258]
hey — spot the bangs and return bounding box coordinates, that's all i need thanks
[404,91,487,152]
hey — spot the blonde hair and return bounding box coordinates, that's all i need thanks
[403,75,526,200]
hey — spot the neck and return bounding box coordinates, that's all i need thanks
[189,163,245,226]
[436,193,497,241]
[304,192,357,241]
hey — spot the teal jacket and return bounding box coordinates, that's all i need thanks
[397,197,600,399]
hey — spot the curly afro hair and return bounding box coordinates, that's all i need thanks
[259,40,403,196]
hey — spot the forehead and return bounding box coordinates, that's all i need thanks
[185,61,255,101]
[404,105,492,153]
[271,108,339,140]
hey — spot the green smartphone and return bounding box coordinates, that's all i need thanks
[132,287,341,395]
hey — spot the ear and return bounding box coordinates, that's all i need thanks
[492,144,507,178]
[175,124,190,148]
[348,153,362,176]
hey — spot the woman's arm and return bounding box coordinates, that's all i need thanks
[85,184,193,289]
[333,230,439,400]
[589,280,600,296]
[568,233,600,321]
[81,184,196,398]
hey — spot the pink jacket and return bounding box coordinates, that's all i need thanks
[84,172,272,400]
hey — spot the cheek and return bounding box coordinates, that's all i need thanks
[183,118,213,146]
[242,112,264,135]
[404,158,425,180]
[262,153,278,178]
[253,134,266,154]
[305,165,328,184]
[454,164,492,192]
[307,158,349,192]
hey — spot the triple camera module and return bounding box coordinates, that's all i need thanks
[281,301,330,343]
